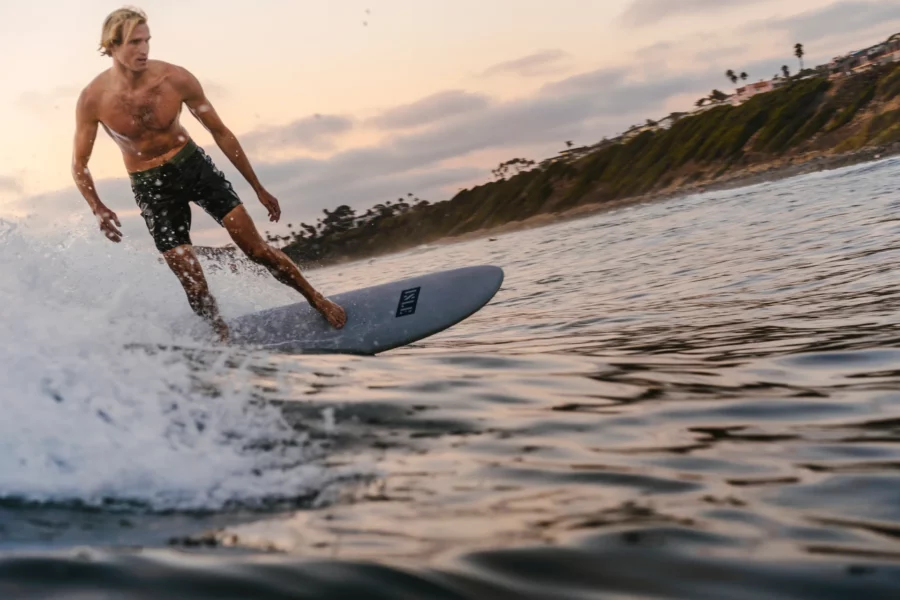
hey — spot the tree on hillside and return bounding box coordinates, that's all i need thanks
[726,69,738,84]
[782,65,791,79]
[696,98,707,108]
[371,203,393,220]
[320,205,357,236]
[300,223,317,238]
[709,89,728,103]
[795,43,805,71]
[740,72,748,81]
[492,157,536,180]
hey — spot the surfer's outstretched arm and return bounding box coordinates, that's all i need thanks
[72,88,122,242]
[173,66,281,223]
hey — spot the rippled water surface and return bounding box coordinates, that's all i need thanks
[3,159,900,598]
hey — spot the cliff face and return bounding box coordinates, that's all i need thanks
[282,63,900,267]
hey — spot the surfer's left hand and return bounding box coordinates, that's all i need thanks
[257,188,282,222]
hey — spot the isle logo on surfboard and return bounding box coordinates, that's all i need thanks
[396,287,421,317]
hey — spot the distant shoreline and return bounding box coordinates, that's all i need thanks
[437,144,900,246]
[297,144,899,269]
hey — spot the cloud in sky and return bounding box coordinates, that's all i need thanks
[746,0,900,45]
[254,68,698,190]
[367,90,492,130]
[241,113,355,153]
[620,0,771,28]
[219,65,713,228]
[635,36,752,67]
[628,2,900,83]
[481,49,572,78]
[0,176,22,195]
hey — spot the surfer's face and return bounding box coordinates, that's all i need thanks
[113,24,150,72]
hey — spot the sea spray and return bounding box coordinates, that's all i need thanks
[0,217,350,510]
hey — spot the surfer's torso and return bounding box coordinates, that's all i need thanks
[82,60,193,173]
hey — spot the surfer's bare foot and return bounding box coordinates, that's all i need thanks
[313,294,346,329]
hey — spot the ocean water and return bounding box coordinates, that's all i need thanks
[2,157,900,598]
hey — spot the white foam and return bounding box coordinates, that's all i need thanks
[0,216,340,511]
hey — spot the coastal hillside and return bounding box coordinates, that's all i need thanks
[278,62,900,267]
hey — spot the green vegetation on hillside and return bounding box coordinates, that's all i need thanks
[277,62,900,267]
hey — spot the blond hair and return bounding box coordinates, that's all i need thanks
[98,7,147,57]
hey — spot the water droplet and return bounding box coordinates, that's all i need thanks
[154,179,163,186]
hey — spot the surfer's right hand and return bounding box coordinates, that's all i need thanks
[94,205,122,243]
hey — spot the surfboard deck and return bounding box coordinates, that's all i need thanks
[227,265,504,355]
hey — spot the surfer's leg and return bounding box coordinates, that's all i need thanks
[221,205,347,329]
[128,145,229,342]
[162,245,230,342]
[185,144,344,328]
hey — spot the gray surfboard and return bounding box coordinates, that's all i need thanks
[227,265,504,355]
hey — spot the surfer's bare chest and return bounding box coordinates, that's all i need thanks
[98,78,183,140]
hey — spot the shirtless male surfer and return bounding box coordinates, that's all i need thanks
[72,7,346,341]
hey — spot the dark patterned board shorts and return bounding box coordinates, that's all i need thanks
[129,139,242,253]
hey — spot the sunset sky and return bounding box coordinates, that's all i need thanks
[0,0,898,246]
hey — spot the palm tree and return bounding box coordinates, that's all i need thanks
[782,65,791,79]
[794,43,805,71]
[740,72,748,81]
[726,69,738,84]
[696,98,707,108]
